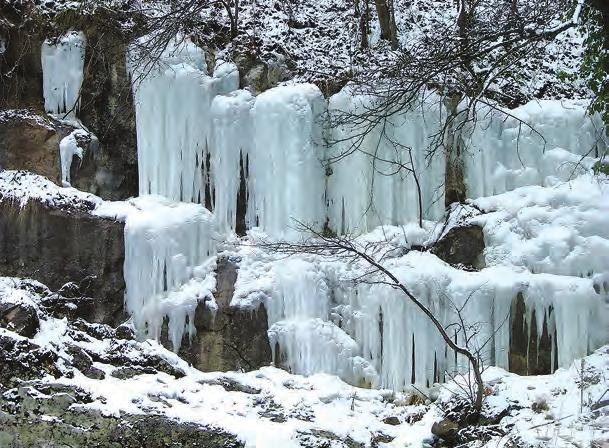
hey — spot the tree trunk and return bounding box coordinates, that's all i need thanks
[360,0,370,49]
[388,0,398,49]
[375,0,392,41]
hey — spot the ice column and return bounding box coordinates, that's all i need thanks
[248,84,327,237]
[210,90,255,233]
[41,31,86,116]
[97,196,217,351]
[130,35,239,204]
[326,87,446,234]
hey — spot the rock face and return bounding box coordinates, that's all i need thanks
[509,293,555,375]
[0,3,138,200]
[73,9,138,200]
[173,256,272,372]
[0,111,97,187]
[0,199,126,326]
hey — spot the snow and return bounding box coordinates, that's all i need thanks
[0,170,100,210]
[41,31,86,116]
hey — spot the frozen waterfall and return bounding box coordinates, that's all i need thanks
[41,31,86,116]
[95,196,217,351]
[120,34,609,389]
[463,99,606,198]
[326,88,447,234]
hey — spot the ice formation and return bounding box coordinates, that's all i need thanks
[326,88,446,234]
[122,34,608,387]
[41,31,86,116]
[210,90,254,232]
[129,35,239,204]
[131,37,327,237]
[95,196,217,350]
[248,84,327,236]
[237,223,607,389]
[463,100,606,198]
[59,129,88,186]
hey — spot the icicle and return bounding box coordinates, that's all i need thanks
[97,196,217,351]
[129,34,239,205]
[210,90,255,233]
[41,31,86,116]
[58,129,88,186]
[326,86,446,234]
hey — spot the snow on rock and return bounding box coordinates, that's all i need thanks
[2,275,607,448]
[41,31,86,116]
[0,170,100,210]
[0,171,218,351]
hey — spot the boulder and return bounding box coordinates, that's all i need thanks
[431,418,459,443]
[0,300,39,338]
[431,224,485,270]
[0,336,60,388]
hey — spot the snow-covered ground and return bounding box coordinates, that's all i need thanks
[1,276,607,448]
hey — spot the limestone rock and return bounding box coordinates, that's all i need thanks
[431,418,459,443]
[172,256,272,372]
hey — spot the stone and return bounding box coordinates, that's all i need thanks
[382,416,401,426]
[431,418,459,443]
[115,323,136,340]
[0,383,244,448]
[0,301,39,337]
[0,198,126,327]
[0,335,60,388]
[431,224,485,269]
[172,256,272,373]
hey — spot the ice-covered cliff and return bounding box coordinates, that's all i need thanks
[28,30,609,392]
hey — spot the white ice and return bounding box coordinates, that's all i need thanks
[41,31,86,116]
